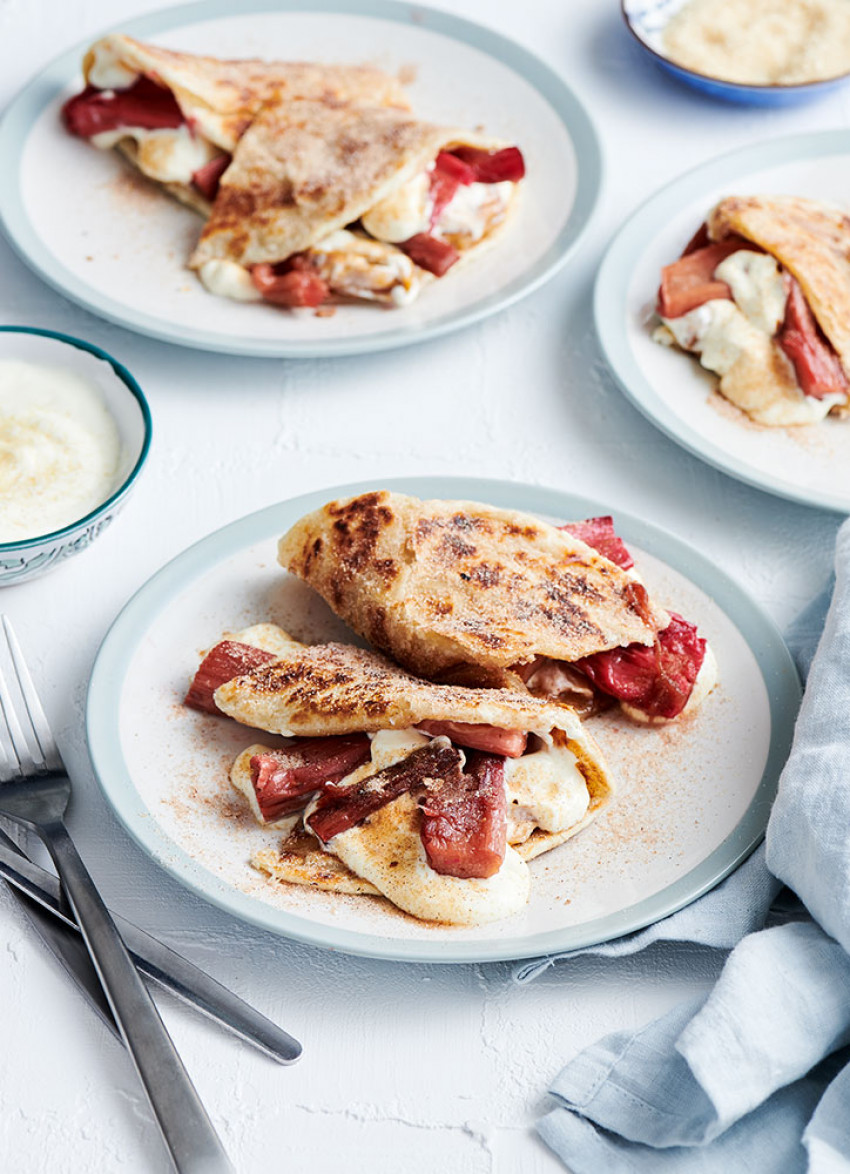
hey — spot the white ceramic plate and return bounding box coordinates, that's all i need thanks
[86,476,800,964]
[0,0,601,359]
[595,132,850,513]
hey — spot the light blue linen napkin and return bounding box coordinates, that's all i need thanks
[525,519,850,1173]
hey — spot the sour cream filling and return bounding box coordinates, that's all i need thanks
[308,231,421,304]
[662,249,787,375]
[360,172,431,243]
[361,166,514,249]
[91,122,217,184]
[504,732,589,839]
[87,42,139,90]
[198,260,263,302]
[437,180,513,244]
[715,250,787,335]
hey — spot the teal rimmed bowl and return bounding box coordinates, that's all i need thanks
[0,327,151,584]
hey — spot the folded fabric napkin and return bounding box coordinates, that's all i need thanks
[521,519,850,1173]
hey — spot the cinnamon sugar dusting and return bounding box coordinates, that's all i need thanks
[707,388,766,431]
[102,165,165,211]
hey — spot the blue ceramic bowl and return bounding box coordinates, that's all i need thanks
[622,0,850,105]
[0,327,152,585]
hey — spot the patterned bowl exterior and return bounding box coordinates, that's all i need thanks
[0,327,151,585]
[1,499,127,584]
[622,0,850,105]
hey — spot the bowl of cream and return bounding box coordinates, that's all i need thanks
[0,326,151,584]
[623,0,850,104]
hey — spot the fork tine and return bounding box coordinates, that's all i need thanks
[1,618,63,774]
[0,655,35,775]
[0,717,19,782]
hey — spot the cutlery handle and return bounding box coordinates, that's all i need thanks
[0,835,301,1064]
[45,820,235,1174]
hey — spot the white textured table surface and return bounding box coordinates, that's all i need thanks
[0,2,844,1171]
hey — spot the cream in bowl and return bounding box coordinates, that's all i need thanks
[624,0,850,103]
[662,0,850,86]
[0,328,151,584]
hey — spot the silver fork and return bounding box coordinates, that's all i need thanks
[0,617,235,1174]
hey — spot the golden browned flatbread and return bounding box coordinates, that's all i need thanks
[76,35,410,216]
[84,34,409,151]
[189,100,508,269]
[214,637,607,789]
[253,831,379,896]
[276,491,658,680]
[708,195,850,376]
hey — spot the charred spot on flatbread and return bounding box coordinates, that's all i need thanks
[277,492,659,679]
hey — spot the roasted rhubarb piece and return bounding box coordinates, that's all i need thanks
[192,153,232,201]
[416,721,527,758]
[778,273,849,401]
[450,146,525,183]
[420,752,507,879]
[656,236,753,319]
[62,77,185,137]
[307,743,463,845]
[399,233,459,277]
[250,735,372,822]
[429,152,475,223]
[575,613,707,721]
[560,517,635,570]
[251,261,330,307]
[184,641,277,715]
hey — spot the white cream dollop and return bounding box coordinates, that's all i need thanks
[713,250,787,336]
[662,0,850,85]
[0,360,122,543]
[91,123,216,184]
[360,172,431,243]
[504,733,589,838]
[437,180,513,243]
[87,42,139,90]
[199,260,263,302]
[665,298,764,378]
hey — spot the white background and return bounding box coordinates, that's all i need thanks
[0,1,844,1171]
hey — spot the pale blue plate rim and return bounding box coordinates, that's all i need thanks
[86,475,800,964]
[595,130,850,516]
[0,0,602,360]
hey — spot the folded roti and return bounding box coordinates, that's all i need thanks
[275,491,659,681]
[212,627,613,921]
[83,34,410,149]
[188,101,519,305]
[656,195,850,425]
[68,35,409,214]
[708,195,850,377]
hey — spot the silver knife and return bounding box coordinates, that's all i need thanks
[0,832,302,1064]
[10,883,122,1038]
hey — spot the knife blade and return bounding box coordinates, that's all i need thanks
[0,832,301,1065]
